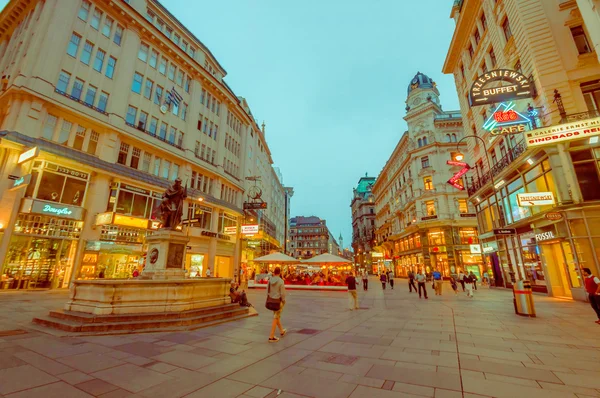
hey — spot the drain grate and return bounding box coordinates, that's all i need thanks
[325,354,359,366]
[296,328,321,335]
[0,329,28,337]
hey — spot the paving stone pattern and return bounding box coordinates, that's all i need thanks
[0,279,599,397]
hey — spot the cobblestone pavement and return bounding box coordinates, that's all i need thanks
[1,278,599,398]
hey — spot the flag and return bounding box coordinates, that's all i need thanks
[167,88,183,106]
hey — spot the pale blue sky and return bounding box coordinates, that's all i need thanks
[3,0,461,249]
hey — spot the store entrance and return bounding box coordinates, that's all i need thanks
[540,242,572,299]
[2,235,76,289]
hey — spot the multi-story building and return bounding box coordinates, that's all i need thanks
[442,0,600,301]
[351,174,376,272]
[283,186,294,255]
[0,0,285,288]
[372,72,480,278]
[327,231,340,256]
[288,216,332,259]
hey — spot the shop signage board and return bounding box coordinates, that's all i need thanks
[243,202,267,210]
[525,116,600,147]
[493,228,516,235]
[517,192,555,206]
[241,224,259,235]
[24,199,84,220]
[113,214,149,229]
[446,160,470,190]
[149,220,161,229]
[469,69,534,107]
[95,212,114,226]
[545,212,562,221]
[8,174,31,191]
[224,226,237,235]
[535,231,557,242]
[421,215,438,221]
[482,102,531,136]
[17,147,39,164]
[371,252,384,258]
[483,246,496,253]
[470,244,482,254]
[44,162,89,180]
[459,213,477,218]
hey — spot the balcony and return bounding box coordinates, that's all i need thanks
[560,109,600,123]
[125,122,184,151]
[467,140,526,196]
[55,89,108,116]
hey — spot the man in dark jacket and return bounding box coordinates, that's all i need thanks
[408,270,417,293]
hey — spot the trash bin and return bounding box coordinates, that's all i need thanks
[513,280,536,317]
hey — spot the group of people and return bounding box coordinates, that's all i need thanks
[407,269,480,299]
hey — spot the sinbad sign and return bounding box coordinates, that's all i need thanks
[526,117,600,147]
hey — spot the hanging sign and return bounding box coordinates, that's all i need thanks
[8,174,31,191]
[482,102,531,136]
[470,244,482,254]
[224,226,237,235]
[525,117,600,147]
[517,192,555,206]
[446,161,471,190]
[241,225,259,235]
[469,69,534,106]
[545,212,562,221]
[17,147,39,164]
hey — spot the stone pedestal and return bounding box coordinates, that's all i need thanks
[142,229,189,280]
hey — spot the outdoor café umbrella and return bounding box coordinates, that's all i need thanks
[301,253,352,265]
[253,252,300,264]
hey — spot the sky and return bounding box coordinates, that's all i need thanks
[0,0,461,250]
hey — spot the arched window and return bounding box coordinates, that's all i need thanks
[446,134,451,142]
[417,138,422,147]
[451,133,457,142]
[423,136,428,145]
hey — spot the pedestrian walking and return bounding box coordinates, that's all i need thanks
[457,270,465,291]
[408,269,417,293]
[389,270,395,289]
[266,267,287,342]
[206,268,211,278]
[380,273,387,290]
[361,271,368,291]
[464,273,474,298]
[415,270,428,299]
[470,271,478,290]
[583,268,600,324]
[450,276,458,295]
[346,272,359,310]
[433,268,443,295]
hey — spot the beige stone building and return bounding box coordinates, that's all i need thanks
[443,0,600,300]
[288,216,335,260]
[0,0,285,289]
[372,73,480,278]
[351,175,376,273]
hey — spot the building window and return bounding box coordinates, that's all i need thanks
[176,70,183,86]
[81,41,93,65]
[571,26,592,55]
[425,201,436,216]
[159,122,167,140]
[73,126,86,150]
[126,105,137,125]
[138,111,148,130]
[502,18,512,41]
[98,92,109,112]
[130,147,141,169]
[78,0,91,21]
[117,142,129,165]
[149,50,158,68]
[71,78,84,99]
[458,199,468,213]
[571,149,600,201]
[42,114,57,140]
[131,72,143,94]
[57,70,70,92]
[155,85,163,105]
[67,33,81,57]
[105,56,116,79]
[84,85,96,105]
[58,120,72,145]
[141,152,151,172]
[159,57,167,75]
[91,8,102,30]
[421,156,430,168]
[114,25,123,46]
[144,79,153,99]
[149,117,158,134]
[162,160,170,179]
[423,176,433,190]
[138,43,149,62]
[88,130,99,155]
[153,157,161,176]
[181,103,187,121]
[171,163,179,181]
[168,64,175,81]
[168,127,176,144]
[102,16,113,37]
[93,49,105,72]
[200,89,206,104]
[489,47,496,67]
[185,75,191,92]
[581,80,600,111]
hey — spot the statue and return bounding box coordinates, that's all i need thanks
[159,178,187,229]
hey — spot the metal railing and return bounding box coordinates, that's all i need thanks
[55,89,108,116]
[560,109,600,123]
[125,122,184,150]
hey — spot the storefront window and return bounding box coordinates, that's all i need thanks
[509,188,531,222]
[415,234,421,248]
[521,240,545,286]
[187,203,212,230]
[31,163,89,206]
[569,219,587,236]
[562,241,582,288]
[459,228,478,244]
[478,204,493,233]
[108,184,160,219]
[428,229,445,245]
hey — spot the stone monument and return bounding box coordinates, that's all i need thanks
[142,178,190,279]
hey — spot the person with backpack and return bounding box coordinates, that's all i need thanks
[450,276,458,295]
[583,268,600,324]
[266,267,287,342]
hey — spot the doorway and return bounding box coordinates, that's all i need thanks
[540,242,572,298]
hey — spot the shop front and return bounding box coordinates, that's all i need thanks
[1,161,89,289]
[81,240,144,279]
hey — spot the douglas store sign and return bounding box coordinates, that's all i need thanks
[20,198,85,220]
[526,117,600,147]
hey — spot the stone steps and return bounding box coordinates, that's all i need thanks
[32,303,257,335]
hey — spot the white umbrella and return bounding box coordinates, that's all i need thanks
[302,253,352,265]
[253,252,300,264]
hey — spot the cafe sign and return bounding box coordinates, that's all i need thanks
[482,102,531,136]
[526,117,600,147]
[469,69,534,107]
[22,199,84,220]
[517,192,555,206]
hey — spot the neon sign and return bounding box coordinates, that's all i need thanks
[482,102,531,136]
[469,69,534,107]
[446,161,471,190]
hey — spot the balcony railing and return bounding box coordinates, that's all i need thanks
[467,140,526,196]
[125,122,184,150]
[55,89,108,116]
[560,109,600,123]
